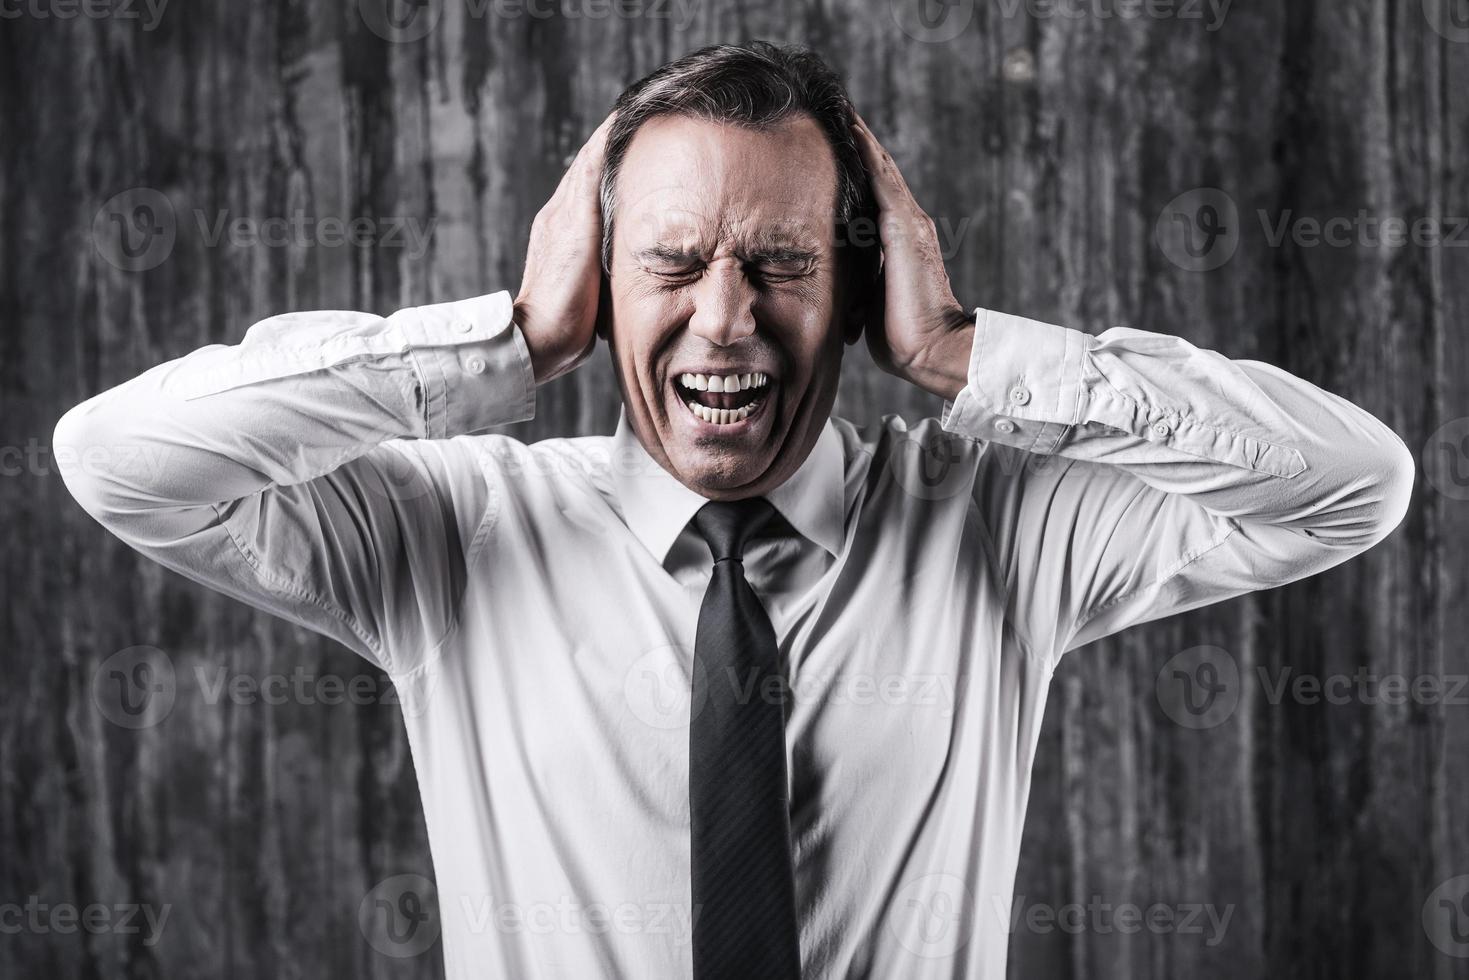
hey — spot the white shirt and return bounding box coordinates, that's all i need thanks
[53,290,1413,979]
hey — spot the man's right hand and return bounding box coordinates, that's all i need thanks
[514,112,616,386]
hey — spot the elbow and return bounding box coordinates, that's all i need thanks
[1337,431,1415,553]
[53,398,131,524]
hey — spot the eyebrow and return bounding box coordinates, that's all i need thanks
[636,244,701,264]
[746,246,819,264]
[635,243,820,265]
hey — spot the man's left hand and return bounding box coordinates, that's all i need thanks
[852,113,975,402]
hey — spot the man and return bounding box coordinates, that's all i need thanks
[55,40,1412,980]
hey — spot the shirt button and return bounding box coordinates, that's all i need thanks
[994,418,1016,435]
[465,355,487,375]
[1008,385,1031,406]
[1151,420,1172,437]
[455,320,473,334]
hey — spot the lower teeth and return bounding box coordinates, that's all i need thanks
[685,396,762,425]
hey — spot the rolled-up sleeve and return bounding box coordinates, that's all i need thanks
[940,308,1415,660]
[52,291,536,671]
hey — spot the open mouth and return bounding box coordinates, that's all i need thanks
[674,371,773,426]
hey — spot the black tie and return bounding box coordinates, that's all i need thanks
[688,497,801,980]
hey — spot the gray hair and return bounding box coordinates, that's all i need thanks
[598,41,879,310]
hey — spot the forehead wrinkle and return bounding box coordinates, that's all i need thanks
[640,221,821,263]
[713,211,827,260]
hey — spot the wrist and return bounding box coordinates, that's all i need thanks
[899,308,975,402]
[514,299,579,387]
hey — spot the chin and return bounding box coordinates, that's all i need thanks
[667,442,777,496]
[651,372,792,495]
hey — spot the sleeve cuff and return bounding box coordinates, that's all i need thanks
[939,307,1090,455]
[392,291,537,439]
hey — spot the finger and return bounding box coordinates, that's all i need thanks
[565,112,613,175]
[580,111,620,176]
[558,112,617,212]
[584,110,616,158]
[851,114,917,214]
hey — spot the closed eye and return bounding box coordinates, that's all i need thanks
[636,246,818,287]
[638,246,704,285]
[748,260,813,283]
[745,248,818,285]
[647,266,703,288]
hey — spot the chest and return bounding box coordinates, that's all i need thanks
[438,501,1015,824]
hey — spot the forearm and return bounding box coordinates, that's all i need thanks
[935,308,1414,550]
[54,291,534,526]
[896,317,974,403]
[52,290,537,666]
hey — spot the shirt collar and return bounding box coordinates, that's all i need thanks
[610,407,845,565]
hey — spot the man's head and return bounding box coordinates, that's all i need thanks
[599,41,877,500]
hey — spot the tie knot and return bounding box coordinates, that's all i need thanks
[691,497,777,564]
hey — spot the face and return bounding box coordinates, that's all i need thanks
[605,113,858,500]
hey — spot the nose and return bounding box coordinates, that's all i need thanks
[687,258,756,345]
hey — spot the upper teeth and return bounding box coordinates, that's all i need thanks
[679,372,769,393]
